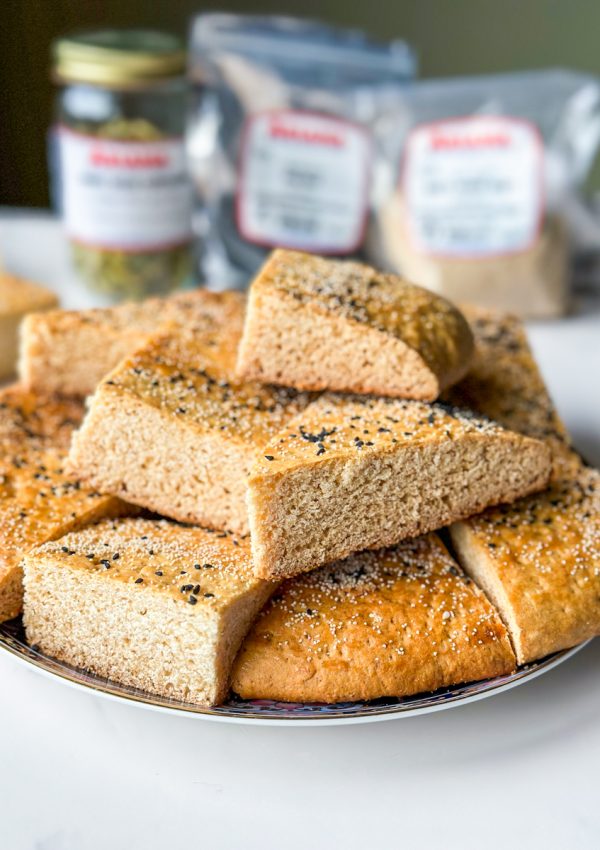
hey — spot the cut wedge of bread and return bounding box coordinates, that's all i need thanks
[451,466,599,664]
[0,386,131,622]
[236,249,474,400]
[23,518,277,706]
[232,533,516,703]
[0,272,58,381]
[19,288,246,397]
[68,324,312,535]
[450,306,580,479]
[247,393,552,581]
[447,307,600,663]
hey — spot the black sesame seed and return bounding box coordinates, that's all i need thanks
[264,455,275,461]
[188,596,197,605]
[204,592,214,598]
[155,570,163,576]
[134,578,143,584]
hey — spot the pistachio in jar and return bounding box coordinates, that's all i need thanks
[52,30,193,300]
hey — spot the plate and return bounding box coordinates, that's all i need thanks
[0,617,588,725]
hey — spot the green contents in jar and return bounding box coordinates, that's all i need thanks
[68,117,192,301]
[52,29,192,301]
[71,240,192,301]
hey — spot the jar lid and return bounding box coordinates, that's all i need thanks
[53,30,186,86]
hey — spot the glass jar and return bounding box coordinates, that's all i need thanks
[51,30,193,300]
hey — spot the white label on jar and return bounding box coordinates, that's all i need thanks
[58,127,192,250]
[402,116,543,257]
[237,110,371,253]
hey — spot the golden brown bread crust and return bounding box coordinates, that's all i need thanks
[236,249,474,400]
[248,393,552,581]
[23,518,277,706]
[451,466,600,664]
[0,386,131,622]
[0,272,58,315]
[67,315,313,535]
[19,289,246,397]
[232,533,516,703]
[0,272,58,381]
[449,305,580,480]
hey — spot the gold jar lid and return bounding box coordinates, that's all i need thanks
[53,30,186,87]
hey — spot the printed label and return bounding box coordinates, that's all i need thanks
[58,127,192,250]
[402,116,542,256]
[237,111,371,253]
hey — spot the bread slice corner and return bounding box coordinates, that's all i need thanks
[232,533,516,703]
[22,517,277,706]
[236,249,474,400]
[247,393,552,581]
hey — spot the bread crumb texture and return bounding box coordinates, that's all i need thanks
[248,393,551,580]
[232,533,515,702]
[451,465,600,664]
[236,249,474,399]
[68,313,313,534]
[23,517,277,705]
[0,386,130,622]
[450,305,580,479]
[19,288,246,397]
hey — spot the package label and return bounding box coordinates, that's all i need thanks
[58,127,192,250]
[237,111,371,253]
[402,116,542,256]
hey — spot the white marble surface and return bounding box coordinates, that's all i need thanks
[1,212,599,850]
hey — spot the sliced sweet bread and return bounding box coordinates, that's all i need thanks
[232,533,516,703]
[0,386,131,623]
[449,305,580,479]
[68,325,312,536]
[0,271,58,380]
[22,517,277,706]
[451,465,599,665]
[236,249,474,400]
[247,393,552,581]
[19,288,245,397]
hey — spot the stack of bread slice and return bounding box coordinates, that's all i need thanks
[3,249,597,707]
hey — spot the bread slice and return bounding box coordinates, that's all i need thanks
[247,393,552,581]
[0,386,131,623]
[232,533,516,703]
[451,465,599,664]
[68,326,313,536]
[449,305,580,479]
[23,517,277,706]
[19,289,246,397]
[236,249,474,400]
[0,272,58,381]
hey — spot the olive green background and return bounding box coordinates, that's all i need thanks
[1,0,598,207]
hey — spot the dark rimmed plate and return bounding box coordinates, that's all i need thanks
[0,616,588,725]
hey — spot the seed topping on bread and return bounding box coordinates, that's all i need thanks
[260,538,504,658]
[236,250,474,400]
[463,470,599,577]
[232,534,515,702]
[251,394,505,466]
[449,307,578,477]
[109,330,313,445]
[39,518,256,608]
